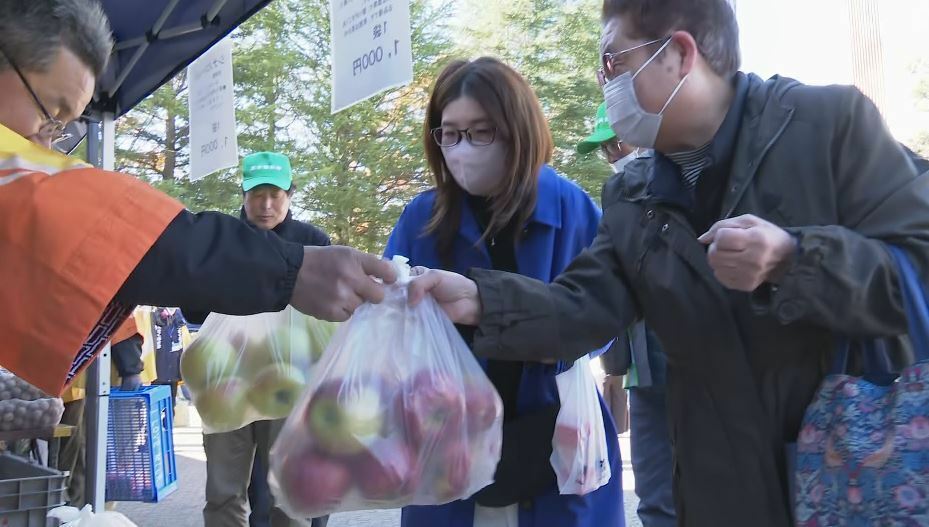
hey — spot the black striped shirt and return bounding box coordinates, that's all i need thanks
[666,143,713,190]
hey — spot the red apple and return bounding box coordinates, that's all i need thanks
[399,371,465,447]
[428,440,471,502]
[305,378,393,457]
[463,381,501,434]
[353,438,420,501]
[553,423,581,454]
[276,446,352,514]
[552,423,597,487]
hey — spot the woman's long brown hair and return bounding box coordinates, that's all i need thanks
[423,57,553,266]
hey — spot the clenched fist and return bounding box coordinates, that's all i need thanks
[698,214,796,292]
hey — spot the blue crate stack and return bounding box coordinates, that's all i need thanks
[106,385,178,502]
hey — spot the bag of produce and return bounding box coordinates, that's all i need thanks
[0,369,64,431]
[550,355,612,495]
[180,307,337,433]
[269,256,503,519]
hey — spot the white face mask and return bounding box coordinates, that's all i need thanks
[611,149,641,174]
[442,141,508,196]
[602,37,688,149]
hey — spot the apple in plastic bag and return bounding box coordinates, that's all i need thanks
[552,423,596,486]
[228,328,261,355]
[241,327,313,379]
[429,440,471,502]
[196,378,249,430]
[277,445,353,514]
[247,364,307,419]
[180,338,238,390]
[353,437,420,501]
[305,378,392,457]
[305,318,338,364]
[463,381,500,434]
[400,371,466,447]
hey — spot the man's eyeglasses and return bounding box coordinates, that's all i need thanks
[600,139,624,161]
[431,127,498,148]
[597,36,671,86]
[0,47,67,144]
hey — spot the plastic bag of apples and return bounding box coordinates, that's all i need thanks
[269,256,504,519]
[550,354,612,495]
[180,307,338,433]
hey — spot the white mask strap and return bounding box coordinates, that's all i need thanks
[658,74,689,115]
[632,36,673,80]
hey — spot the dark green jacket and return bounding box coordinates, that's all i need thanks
[468,74,929,526]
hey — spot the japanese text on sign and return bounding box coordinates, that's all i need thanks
[188,38,239,181]
[330,0,414,113]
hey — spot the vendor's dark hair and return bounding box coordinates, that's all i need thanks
[602,0,740,77]
[0,0,113,76]
[423,57,552,265]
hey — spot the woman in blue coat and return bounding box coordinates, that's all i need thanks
[384,57,625,527]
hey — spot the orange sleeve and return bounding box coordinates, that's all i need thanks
[0,167,183,395]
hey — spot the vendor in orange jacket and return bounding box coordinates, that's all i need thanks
[0,0,396,396]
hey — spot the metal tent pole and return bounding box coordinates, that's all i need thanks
[83,114,116,512]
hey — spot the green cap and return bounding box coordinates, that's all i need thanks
[242,152,292,192]
[576,102,617,155]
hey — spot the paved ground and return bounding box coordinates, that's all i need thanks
[118,400,643,526]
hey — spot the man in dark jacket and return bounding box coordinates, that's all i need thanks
[202,152,329,527]
[409,0,929,525]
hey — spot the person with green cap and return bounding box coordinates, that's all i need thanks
[201,152,329,527]
[238,151,330,244]
[578,104,675,527]
[577,101,641,173]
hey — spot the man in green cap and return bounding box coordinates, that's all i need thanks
[201,152,329,527]
[577,101,640,173]
[578,103,674,527]
[239,152,330,244]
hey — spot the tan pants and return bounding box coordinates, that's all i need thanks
[202,420,327,527]
[58,399,85,506]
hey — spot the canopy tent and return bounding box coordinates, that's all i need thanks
[97,0,272,118]
[81,0,274,511]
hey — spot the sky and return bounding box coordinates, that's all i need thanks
[734,0,929,142]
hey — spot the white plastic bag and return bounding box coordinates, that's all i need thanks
[48,505,138,526]
[180,307,337,433]
[550,355,611,495]
[269,256,503,520]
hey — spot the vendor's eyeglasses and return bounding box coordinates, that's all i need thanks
[0,47,68,144]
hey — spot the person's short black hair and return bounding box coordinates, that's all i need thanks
[0,0,113,76]
[602,0,740,78]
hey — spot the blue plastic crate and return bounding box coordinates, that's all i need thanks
[105,385,178,502]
